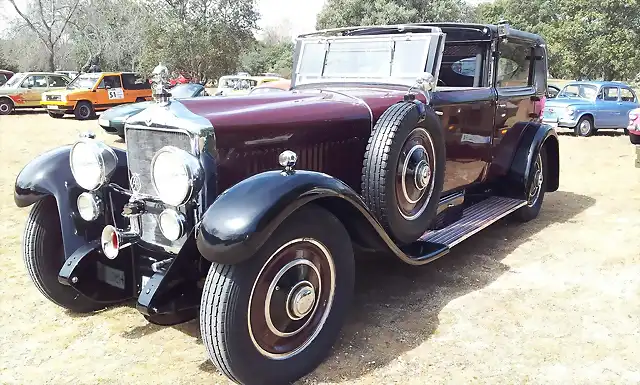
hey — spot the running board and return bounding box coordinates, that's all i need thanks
[420,196,527,247]
[400,196,527,263]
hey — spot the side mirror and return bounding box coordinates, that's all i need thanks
[27,84,33,89]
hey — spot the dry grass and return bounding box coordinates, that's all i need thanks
[1,111,640,385]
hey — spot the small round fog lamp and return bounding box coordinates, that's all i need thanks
[158,209,185,241]
[77,192,102,221]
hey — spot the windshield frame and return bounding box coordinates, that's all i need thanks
[291,31,445,88]
[67,73,102,90]
[557,83,599,100]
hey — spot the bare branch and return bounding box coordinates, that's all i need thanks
[53,0,82,45]
[6,0,50,47]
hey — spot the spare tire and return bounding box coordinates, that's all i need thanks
[361,101,446,245]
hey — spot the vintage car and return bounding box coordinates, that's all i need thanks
[40,72,152,120]
[247,78,291,94]
[0,71,70,115]
[0,69,14,86]
[542,81,640,136]
[215,74,283,96]
[14,22,559,385]
[547,84,560,98]
[628,108,640,167]
[98,83,209,138]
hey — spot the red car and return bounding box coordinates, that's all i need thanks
[168,73,191,87]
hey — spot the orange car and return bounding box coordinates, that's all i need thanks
[40,72,152,120]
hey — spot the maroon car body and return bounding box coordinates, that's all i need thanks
[13,22,560,385]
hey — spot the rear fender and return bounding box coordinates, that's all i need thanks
[495,122,559,198]
[196,170,406,265]
[14,145,129,258]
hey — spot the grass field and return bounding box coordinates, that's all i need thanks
[1,111,640,385]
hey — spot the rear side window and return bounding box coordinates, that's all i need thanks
[601,87,619,101]
[620,87,636,102]
[122,73,151,90]
[497,41,533,88]
[48,76,68,87]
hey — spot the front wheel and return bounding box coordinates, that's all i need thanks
[23,198,104,313]
[574,116,594,137]
[200,205,355,385]
[74,101,95,120]
[0,98,14,115]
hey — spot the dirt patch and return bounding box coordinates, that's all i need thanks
[1,112,639,385]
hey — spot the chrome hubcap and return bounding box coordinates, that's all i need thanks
[579,120,591,135]
[0,104,8,112]
[397,128,436,220]
[414,160,431,190]
[288,282,315,319]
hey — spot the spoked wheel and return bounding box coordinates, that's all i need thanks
[362,101,446,244]
[200,205,354,385]
[23,198,104,312]
[514,147,548,222]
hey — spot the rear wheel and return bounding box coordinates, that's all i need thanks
[574,116,594,137]
[200,205,355,385]
[23,198,104,313]
[361,102,446,244]
[74,101,95,120]
[0,98,13,115]
[514,147,548,222]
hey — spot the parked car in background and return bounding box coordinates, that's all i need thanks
[248,78,291,94]
[13,22,559,385]
[215,74,283,96]
[98,83,209,138]
[168,73,192,87]
[542,81,640,136]
[40,72,152,120]
[547,84,560,98]
[56,70,79,80]
[0,71,70,115]
[629,108,640,145]
[0,69,14,86]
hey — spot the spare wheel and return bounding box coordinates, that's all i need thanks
[361,101,446,245]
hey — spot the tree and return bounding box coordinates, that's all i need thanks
[5,0,82,71]
[316,0,471,29]
[240,40,294,78]
[477,0,640,81]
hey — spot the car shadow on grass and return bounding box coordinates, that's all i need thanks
[110,190,594,382]
[303,190,595,383]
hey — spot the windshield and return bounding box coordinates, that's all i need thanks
[294,33,442,87]
[67,73,101,89]
[558,84,598,99]
[2,73,24,88]
[171,83,201,98]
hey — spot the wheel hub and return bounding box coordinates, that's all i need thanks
[288,282,316,319]
[414,160,431,190]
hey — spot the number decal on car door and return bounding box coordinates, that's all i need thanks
[108,88,125,100]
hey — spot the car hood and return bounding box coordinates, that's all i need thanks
[544,98,594,108]
[102,101,154,121]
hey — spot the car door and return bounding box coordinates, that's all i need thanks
[97,75,125,106]
[618,87,639,128]
[596,86,621,128]
[20,74,48,106]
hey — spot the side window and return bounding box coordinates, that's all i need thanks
[496,42,532,88]
[21,75,47,88]
[602,87,619,101]
[620,87,636,102]
[122,73,151,90]
[48,76,68,87]
[98,75,122,89]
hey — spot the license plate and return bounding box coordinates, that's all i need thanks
[46,105,58,110]
[96,262,125,290]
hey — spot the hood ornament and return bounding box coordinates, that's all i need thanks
[151,62,172,106]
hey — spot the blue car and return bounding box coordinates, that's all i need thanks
[542,81,640,136]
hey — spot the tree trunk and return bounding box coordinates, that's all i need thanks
[47,46,55,71]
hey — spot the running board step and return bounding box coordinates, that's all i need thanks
[419,196,527,247]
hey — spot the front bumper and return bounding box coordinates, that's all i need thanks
[542,116,579,128]
[41,101,74,113]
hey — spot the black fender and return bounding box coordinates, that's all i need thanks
[495,121,559,198]
[14,145,129,258]
[196,170,411,265]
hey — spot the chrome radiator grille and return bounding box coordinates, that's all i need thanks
[125,126,192,196]
[125,126,194,252]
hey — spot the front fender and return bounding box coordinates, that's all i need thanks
[197,170,382,265]
[14,145,129,258]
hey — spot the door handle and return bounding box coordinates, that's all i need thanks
[497,103,508,108]
[434,110,443,116]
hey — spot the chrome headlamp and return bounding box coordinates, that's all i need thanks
[150,146,204,206]
[69,138,118,191]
